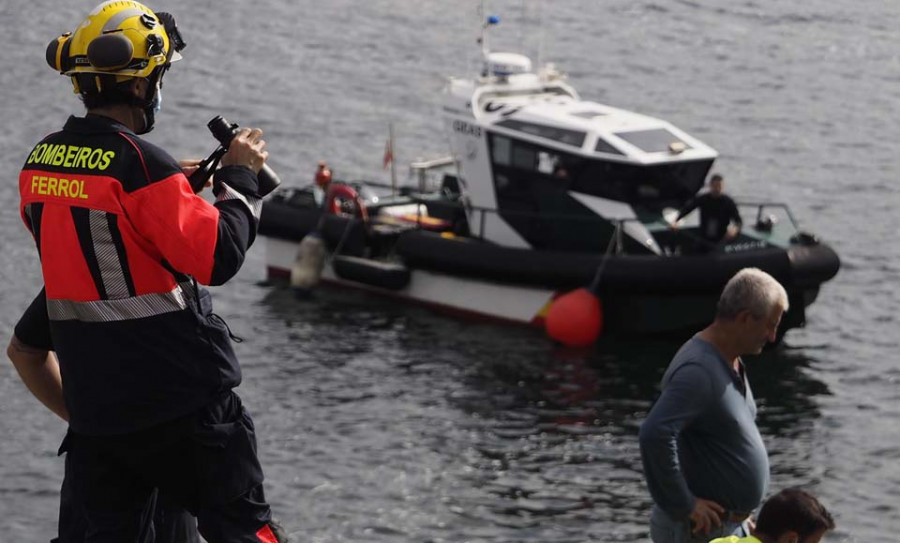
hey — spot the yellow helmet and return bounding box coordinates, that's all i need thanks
[47,1,185,85]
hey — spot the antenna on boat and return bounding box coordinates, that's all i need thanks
[536,0,545,74]
[518,0,525,53]
[478,0,501,75]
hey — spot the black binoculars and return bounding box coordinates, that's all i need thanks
[189,116,282,196]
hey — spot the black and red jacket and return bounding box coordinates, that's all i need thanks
[19,114,262,436]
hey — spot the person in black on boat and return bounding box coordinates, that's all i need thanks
[670,173,742,251]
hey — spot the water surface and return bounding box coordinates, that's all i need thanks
[1,1,897,541]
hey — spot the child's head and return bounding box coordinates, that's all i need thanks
[755,488,835,543]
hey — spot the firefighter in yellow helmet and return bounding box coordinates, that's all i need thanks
[46,0,185,134]
[13,1,289,541]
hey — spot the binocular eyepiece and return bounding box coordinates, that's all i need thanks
[207,115,244,146]
[207,116,282,196]
[189,116,282,196]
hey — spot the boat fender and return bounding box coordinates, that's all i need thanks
[325,184,369,222]
[544,288,604,347]
[290,232,326,295]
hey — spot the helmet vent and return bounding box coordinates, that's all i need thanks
[140,13,157,29]
[87,33,134,70]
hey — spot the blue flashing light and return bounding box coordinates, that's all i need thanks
[487,15,501,25]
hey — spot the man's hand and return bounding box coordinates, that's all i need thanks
[179,159,211,192]
[221,128,268,174]
[179,158,202,177]
[725,224,740,240]
[689,497,724,536]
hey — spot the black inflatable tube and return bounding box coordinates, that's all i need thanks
[395,230,839,294]
[259,199,840,294]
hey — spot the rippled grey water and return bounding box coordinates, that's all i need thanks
[1,1,898,541]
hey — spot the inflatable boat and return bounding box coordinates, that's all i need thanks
[258,22,839,341]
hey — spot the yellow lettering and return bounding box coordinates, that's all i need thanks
[37,144,53,165]
[99,150,115,170]
[52,146,66,166]
[75,147,91,169]
[28,174,88,200]
[63,146,78,168]
[25,144,113,171]
[87,149,102,169]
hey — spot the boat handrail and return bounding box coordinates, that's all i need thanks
[401,195,804,256]
[460,203,646,234]
[409,197,800,230]
[409,156,457,192]
[735,200,800,231]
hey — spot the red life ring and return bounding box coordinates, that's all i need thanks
[325,184,369,221]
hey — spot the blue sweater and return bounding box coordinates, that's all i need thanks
[639,337,769,519]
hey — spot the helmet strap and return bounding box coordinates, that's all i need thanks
[133,67,164,134]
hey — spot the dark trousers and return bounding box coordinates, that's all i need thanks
[55,465,200,543]
[60,391,276,543]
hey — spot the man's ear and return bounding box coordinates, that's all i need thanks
[129,77,149,99]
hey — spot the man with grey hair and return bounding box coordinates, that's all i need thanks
[639,268,788,543]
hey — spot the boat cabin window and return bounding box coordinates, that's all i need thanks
[614,128,692,153]
[512,145,536,170]
[486,133,711,251]
[594,137,624,156]
[489,133,710,208]
[492,135,512,166]
[495,119,586,148]
[571,110,607,120]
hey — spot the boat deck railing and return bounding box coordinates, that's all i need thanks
[404,195,802,255]
[736,201,800,231]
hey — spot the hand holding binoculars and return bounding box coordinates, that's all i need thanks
[188,116,282,196]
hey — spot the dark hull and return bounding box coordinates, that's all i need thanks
[259,197,840,337]
[394,229,838,335]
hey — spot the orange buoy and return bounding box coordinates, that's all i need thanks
[544,288,603,347]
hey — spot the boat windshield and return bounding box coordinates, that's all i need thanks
[489,133,710,209]
[614,128,692,153]
[495,119,586,148]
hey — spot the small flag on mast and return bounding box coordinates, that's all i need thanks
[385,122,397,195]
[383,135,393,170]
